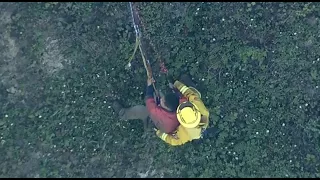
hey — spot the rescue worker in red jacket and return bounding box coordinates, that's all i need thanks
[111,77,180,134]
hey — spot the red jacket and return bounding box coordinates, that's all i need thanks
[145,97,179,134]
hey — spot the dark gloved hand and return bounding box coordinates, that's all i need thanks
[166,75,174,84]
[204,127,221,139]
[156,96,161,105]
[166,75,175,89]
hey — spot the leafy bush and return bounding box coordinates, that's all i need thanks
[0,2,319,178]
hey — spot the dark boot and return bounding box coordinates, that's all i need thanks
[180,74,196,88]
[206,127,221,138]
[111,101,124,117]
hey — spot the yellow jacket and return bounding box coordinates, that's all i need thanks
[156,80,210,146]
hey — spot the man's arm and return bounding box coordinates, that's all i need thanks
[145,84,154,99]
[156,130,191,146]
[174,80,210,119]
[145,81,171,133]
[145,77,155,99]
[145,84,157,114]
[174,80,199,98]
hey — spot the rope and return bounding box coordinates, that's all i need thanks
[138,35,151,78]
[129,2,140,37]
[127,36,140,64]
[128,2,159,97]
[138,38,159,94]
[132,4,169,75]
[132,4,171,94]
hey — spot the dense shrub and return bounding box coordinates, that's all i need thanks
[0,2,319,178]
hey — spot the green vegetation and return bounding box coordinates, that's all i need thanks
[0,2,319,178]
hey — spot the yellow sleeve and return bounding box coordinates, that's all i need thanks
[189,94,209,118]
[174,80,199,99]
[174,80,210,126]
[156,130,190,146]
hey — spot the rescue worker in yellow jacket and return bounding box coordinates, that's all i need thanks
[156,75,210,146]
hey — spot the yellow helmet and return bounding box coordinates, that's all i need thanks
[176,101,201,128]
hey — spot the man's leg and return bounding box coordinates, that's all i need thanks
[119,105,149,121]
[112,101,151,131]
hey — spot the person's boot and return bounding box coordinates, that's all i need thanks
[207,127,221,138]
[111,101,124,117]
[180,74,196,87]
